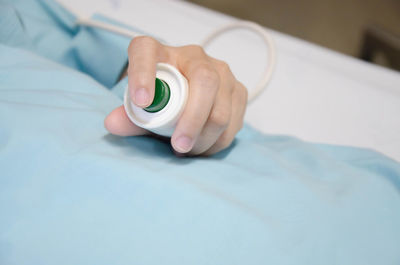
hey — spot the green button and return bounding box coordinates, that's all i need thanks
[144,78,171,113]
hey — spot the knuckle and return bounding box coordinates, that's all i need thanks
[215,59,235,92]
[193,63,219,90]
[243,87,248,103]
[133,36,156,45]
[237,82,248,102]
[216,60,231,75]
[215,133,234,150]
[129,36,158,50]
[183,44,206,56]
[209,107,231,129]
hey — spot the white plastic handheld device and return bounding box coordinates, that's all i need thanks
[124,63,189,137]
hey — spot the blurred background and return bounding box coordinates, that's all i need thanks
[186,0,400,71]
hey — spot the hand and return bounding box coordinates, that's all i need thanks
[104,36,248,156]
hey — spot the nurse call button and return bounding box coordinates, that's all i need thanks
[144,78,171,113]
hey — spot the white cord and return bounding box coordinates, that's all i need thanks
[75,17,276,104]
[77,17,143,39]
[200,21,276,103]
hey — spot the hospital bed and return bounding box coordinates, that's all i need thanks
[1,1,400,264]
[58,0,400,162]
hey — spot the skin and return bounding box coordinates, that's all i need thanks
[104,36,248,156]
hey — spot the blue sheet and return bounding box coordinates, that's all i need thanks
[1,0,400,264]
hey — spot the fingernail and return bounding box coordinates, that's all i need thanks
[174,135,194,153]
[134,88,149,107]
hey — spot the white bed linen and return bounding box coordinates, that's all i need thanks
[57,0,400,161]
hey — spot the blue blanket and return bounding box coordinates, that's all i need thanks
[1,1,400,264]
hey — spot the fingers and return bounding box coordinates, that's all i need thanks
[127,36,166,107]
[203,81,248,156]
[104,105,148,136]
[188,61,234,155]
[171,58,220,153]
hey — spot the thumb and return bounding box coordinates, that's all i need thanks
[104,105,148,136]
